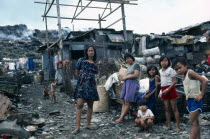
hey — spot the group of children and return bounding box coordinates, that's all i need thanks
[42,80,57,104]
[135,55,208,139]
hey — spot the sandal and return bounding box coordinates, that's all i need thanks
[71,129,80,134]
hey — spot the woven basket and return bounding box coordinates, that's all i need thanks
[113,83,124,104]
[93,86,110,112]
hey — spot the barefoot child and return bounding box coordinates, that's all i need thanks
[49,80,57,103]
[142,65,160,113]
[135,99,154,131]
[172,57,208,139]
[159,56,180,132]
[43,85,49,98]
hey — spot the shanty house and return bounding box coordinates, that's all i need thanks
[38,28,134,81]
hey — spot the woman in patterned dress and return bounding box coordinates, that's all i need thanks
[72,46,99,134]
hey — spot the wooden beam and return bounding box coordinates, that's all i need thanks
[101,5,121,20]
[42,15,106,21]
[105,17,123,28]
[42,0,55,17]
[34,1,111,9]
[72,1,92,23]
[63,41,125,46]
[87,0,138,5]
[71,0,82,23]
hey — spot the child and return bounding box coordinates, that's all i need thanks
[42,85,49,98]
[142,65,160,113]
[135,99,154,131]
[172,57,208,139]
[49,80,57,104]
[159,56,180,132]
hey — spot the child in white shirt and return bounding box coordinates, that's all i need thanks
[134,99,154,131]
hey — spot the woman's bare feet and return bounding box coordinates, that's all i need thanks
[71,128,80,134]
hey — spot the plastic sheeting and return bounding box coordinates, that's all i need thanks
[170,35,195,45]
[104,73,119,91]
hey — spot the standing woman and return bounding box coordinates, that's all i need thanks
[72,46,99,134]
[113,53,140,123]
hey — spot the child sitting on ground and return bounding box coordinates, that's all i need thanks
[134,99,154,131]
[42,85,49,98]
[49,80,57,104]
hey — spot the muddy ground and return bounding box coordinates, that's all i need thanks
[18,83,210,139]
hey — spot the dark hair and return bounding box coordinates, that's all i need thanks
[159,55,171,68]
[137,98,148,107]
[172,57,187,69]
[84,46,97,61]
[147,65,159,78]
[124,53,135,62]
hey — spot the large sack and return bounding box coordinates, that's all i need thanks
[135,57,146,65]
[146,56,155,64]
[142,47,160,57]
[93,86,110,112]
[118,66,127,81]
[154,55,161,63]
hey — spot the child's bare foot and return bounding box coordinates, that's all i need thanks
[163,126,172,131]
[71,128,80,134]
[175,128,180,132]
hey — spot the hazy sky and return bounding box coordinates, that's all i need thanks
[0,0,210,34]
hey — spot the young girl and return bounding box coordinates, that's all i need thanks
[159,56,180,132]
[172,57,208,139]
[142,65,160,113]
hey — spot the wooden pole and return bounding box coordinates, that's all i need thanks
[56,0,63,61]
[99,14,101,29]
[121,3,127,42]
[45,16,51,80]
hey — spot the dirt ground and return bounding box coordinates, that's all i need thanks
[18,82,210,139]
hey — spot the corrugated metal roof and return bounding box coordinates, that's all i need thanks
[107,34,124,42]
